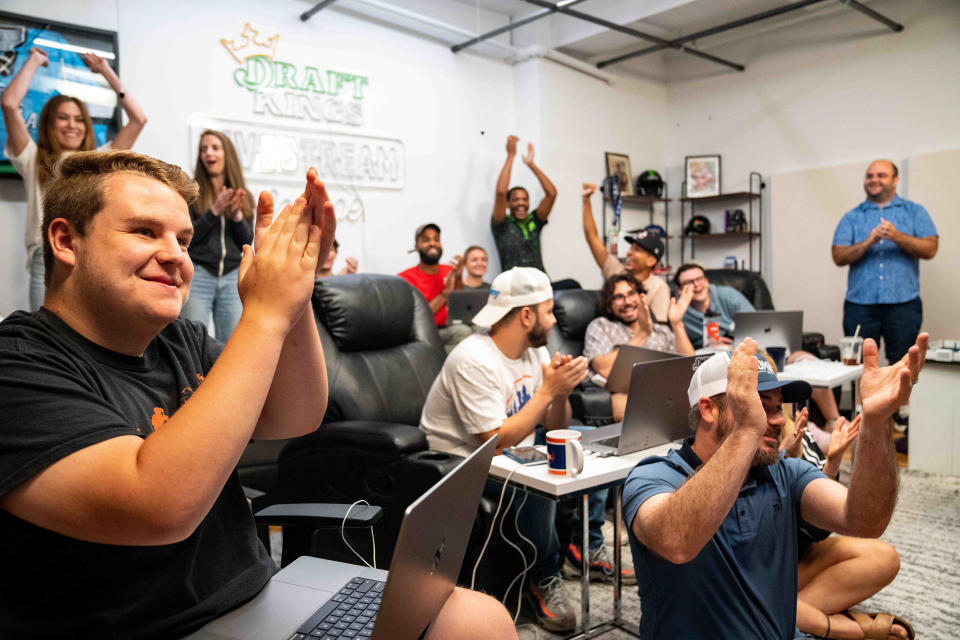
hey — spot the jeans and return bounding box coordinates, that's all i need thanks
[566,426,606,551]
[181,267,242,341]
[534,427,606,551]
[29,251,45,312]
[843,297,922,364]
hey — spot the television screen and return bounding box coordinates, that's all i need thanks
[0,11,119,177]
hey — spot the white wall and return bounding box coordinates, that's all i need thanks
[909,149,960,343]
[663,0,960,338]
[769,160,866,346]
[536,59,668,289]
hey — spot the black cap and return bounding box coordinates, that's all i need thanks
[624,231,664,262]
[409,223,442,252]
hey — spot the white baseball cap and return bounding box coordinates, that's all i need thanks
[471,267,553,328]
[687,351,812,407]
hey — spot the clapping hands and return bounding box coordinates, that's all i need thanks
[860,333,927,425]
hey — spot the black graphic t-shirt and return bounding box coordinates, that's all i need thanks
[491,211,547,272]
[0,309,274,639]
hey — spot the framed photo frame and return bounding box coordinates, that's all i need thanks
[0,10,121,177]
[605,152,634,196]
[685,154,721,198]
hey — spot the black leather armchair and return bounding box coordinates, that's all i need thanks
[704,269,839,361]
[546,289,614,425]
[273,274,464,567]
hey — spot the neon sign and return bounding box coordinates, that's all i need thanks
[220,23,368,126]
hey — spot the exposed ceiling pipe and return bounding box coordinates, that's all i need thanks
[518,0,744,71]
[451,0,590,53]
[300,0,340,22]
[840,0,904,32]
[597,0,830,68]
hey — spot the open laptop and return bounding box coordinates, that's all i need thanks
[734,310,803,353]
[447,289,489,325]
[189,436,498,640]
[583,356,697,455]
[604,345,683,393]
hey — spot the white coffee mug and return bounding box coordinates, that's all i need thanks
[546,429,584,477]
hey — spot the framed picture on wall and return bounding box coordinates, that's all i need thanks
[685,154,721,198]
[0,10,120,177]
[605,152,635,196]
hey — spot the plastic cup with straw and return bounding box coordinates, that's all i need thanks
[841,325,863,365]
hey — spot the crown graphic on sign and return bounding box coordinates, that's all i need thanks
[220,22,279,64]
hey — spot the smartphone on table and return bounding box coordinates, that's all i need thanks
[502,446,548,465]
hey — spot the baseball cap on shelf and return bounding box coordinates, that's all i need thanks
[624,231,664,262]
[408,223,441,253]
[471,267,553,328]
[686,351,812,407]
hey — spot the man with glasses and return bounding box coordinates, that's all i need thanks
[673,263,754,349]
[583,273,695,421]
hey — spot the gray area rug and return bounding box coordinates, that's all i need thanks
[272,467,960,638]
[526,467,960,639]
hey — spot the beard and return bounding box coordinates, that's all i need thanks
[716,409,779,467]
[527,318,549,348]
[418,247,442,266]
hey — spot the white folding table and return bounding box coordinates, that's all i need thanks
[488,441,678,639]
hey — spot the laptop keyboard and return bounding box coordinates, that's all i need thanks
[288,576,385,639]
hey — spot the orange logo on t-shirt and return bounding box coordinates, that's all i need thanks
[151,407,169,430]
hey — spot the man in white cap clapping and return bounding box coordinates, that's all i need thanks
[419,267,607,632]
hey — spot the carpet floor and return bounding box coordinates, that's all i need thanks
[271,467,960,639]
[524,467,960,639]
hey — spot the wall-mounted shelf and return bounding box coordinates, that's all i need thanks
[680,172,764,274]
[679,191,760,204]
[685,231,760,241]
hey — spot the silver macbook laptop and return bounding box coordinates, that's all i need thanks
[446,289,489,325]
[189,436,498,640]
[584,356,697,455]
[604,345,682,393]
[734,310,803,353]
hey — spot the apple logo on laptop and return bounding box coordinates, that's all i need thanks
[431,539,446,575]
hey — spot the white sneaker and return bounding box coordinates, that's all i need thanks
[602,519,629,546]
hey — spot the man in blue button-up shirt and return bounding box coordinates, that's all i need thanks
[832,159,938,363]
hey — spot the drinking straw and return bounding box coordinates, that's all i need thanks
[853,324,861,340]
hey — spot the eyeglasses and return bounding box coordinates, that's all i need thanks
[677,275,707,288]
[611,290,642,304]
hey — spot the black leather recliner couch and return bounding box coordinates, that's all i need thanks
[546,289,613,426]
[273,274,464,567]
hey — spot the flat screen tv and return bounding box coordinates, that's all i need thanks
[0,10,120,177]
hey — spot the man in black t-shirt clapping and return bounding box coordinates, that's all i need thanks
[0,151,516,639]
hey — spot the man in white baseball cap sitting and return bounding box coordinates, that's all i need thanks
[420,267,600,632]
[621,335,926,640]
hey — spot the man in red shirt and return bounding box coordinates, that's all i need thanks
[398,223,471,352]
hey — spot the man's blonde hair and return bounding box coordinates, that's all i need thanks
[42,150,199,284]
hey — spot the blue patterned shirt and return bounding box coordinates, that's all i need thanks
[832,196,937,305]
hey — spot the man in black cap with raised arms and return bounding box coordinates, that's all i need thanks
[581,181,670,321]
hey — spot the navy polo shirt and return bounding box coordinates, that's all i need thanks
[622,438,826,640]
[832,196,937,305]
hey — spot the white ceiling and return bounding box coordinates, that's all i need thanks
[322,0,906,81]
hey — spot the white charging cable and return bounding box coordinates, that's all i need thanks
[470,466,520,590]
[503,491,538,623]
[342,500,377,569]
